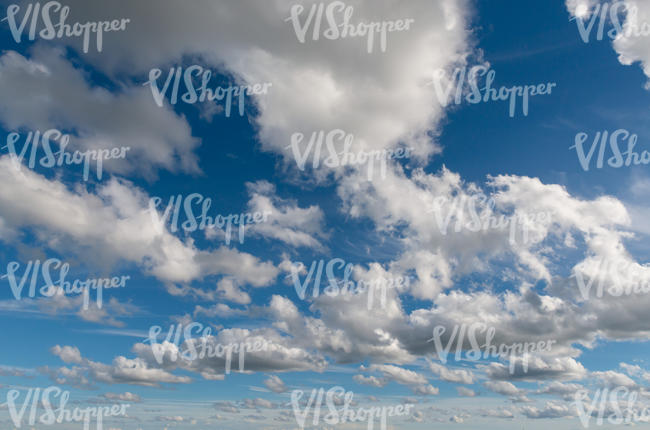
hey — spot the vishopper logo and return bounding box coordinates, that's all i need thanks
[428,323,557,374]
[3,129,130,181]
[288,258,413,310]
[5,386,130,430]
[144,65,272,115]
[571,129,650,171]
[148,193,272,245]
[572,1,650,43]
[285,1,415,54]
[425,192,552,245]
[2,1,130,53]
[287,130,413,181]
[291,386,414,429]
[144,322,269,374]
[429,65,556,117]
[574,387,650,427]
[572,258,650,300]
[1,259,129,311]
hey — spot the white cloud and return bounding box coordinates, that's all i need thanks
[263,375,287,393]
[567,0,650,88]
[412,384,440,396]
[361,364,428,386]
[12,0,475,182]
[457,386,476,397]
[51,345,82,364]
[193,303,247,319]
[536,381,585,401]
[611,1,650,87]
[427,360,475,384]
[519,402,574,419]
[620,362,650,381]
[592,370,638,389]
[480,408,514,418]
[46,346,192,387]
[353,374,388,388]
[486,356,588,382]
[216,278,251,305]
[0,48,200,179]
[566,0,599,18]
[245,180,328,250]
[0,155,279,289]
[132,326,328,377]
[483,380,525,397]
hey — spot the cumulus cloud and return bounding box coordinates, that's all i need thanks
[360,364,428,386]
[0,48,200,179]
[5,3,650,428]
[536,381,586,401]
[244,181,328,250]
[592,370,638,389]
[216,278,251,305]
[427,359,476,384]
[484,380,523,397]
[457,386,477,397]
[620,362,650,381]
[480,408,515,419]
[45,0,472,167]
[353,374,388,388]
[263,375,287,393]
[485,356,587,382]
[45,345,192,388]
[51,345,83,364]
[132,326,328,379]
[0,155,279,289]
[412,384,440,396]
[519,402,574,419]
[567,0,650,89]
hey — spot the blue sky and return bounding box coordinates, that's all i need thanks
[1,0,650,429]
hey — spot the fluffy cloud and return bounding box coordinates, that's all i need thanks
[5,3,650,427]
[216,278,251,305]
[592,370,638,389]
[35,0,473,172]
[412,384,440,396]
[519,402,574,419]
[567,0,650,88]
[51,345,83,364]
[0,155,279,288]
[245,180,328,250]
[45,346,192,388]
[457,386,477,397]
[620,362,650,381]
[427,360,475,384]
[131,326,328,379]
[0,48,200,179]
[611,1,650,86]
[536,381,586,401]
[485,356,588,382]
[156,416,184,422]
[483,380,526,398]
[480,408,515,418]
[263,375,287,393]
[353,374,388,388]
[360,364,428,386]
